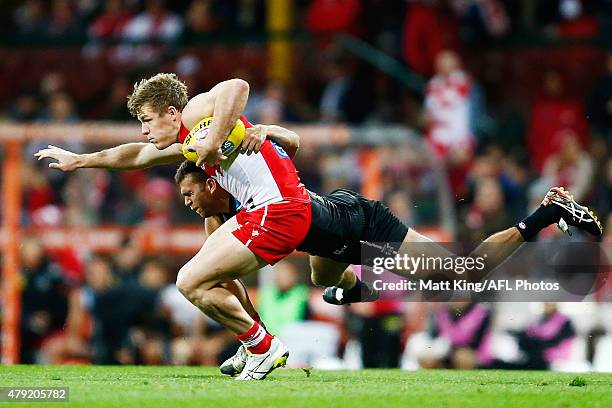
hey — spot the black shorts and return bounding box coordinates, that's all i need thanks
[296,189,409,264]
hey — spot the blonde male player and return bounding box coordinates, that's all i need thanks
[36,74,603,380]
[37,74,307,380]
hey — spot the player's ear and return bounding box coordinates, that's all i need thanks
[167,105,179,120]
[206,177,216,193]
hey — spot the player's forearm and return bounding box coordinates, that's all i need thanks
[264,125,299,157]
[76,143,145,169]
[208,79,249,149]
[79,143,182,170]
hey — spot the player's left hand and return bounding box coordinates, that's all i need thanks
[187,140,227,167]
[241,125,267,155]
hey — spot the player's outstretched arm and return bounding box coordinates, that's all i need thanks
[35,142,184,171]
[241,124,300,158]
[182,79,250,166]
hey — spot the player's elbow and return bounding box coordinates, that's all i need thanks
[290,132,300,150]
[287,132,300,158]
[228,78,250,96]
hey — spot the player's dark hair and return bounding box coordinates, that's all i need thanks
[174,160,210,184]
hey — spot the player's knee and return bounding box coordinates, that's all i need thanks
[176,263,217,296]
[176,265,199,298]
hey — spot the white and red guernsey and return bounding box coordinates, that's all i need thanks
[178,115,310,211]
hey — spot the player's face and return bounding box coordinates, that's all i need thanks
[179,175,217,218]
[137,104,181,149]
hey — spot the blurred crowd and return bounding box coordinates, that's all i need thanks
[16,236,612,371]
[0,0,611,370]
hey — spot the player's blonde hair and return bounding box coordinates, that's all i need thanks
[127,73,189,117]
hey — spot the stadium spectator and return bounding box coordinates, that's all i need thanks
[130,259,172,365]
[176,53,202,84]
[102,76,134,121]
[114,0,184,66]
[88,0,134,41]
[38,92,80,123]
[41,288,91,364]
[39,72,68,101]
[495,303,576,370]
[306,0,362,48]
[20,238,70,363]
[258,261,309,335]
[82,256,158,364]
[113,236,145,283]
[463,146,530,226]
[402,0,460,77]
[184,0,220,35]
[418,302,493,369]
[230,0,265,32]
[463,176,510,241]
[13,0,47,35]
[555,0,599,39]
[451,0,510,40]
[535,133,595,203]
[121,0,183,42]
[526,70,589,172]
[586,52,612,141]
[61,168,111,226]
[348,295,404,368]
[45,0,84,38]
[138,177,175,226]
[22,162,54,224]
[385,190,415,228]
[424,50,475,196]
[245,81,287,124]
[318,51,351,123]
[5,90,42,122]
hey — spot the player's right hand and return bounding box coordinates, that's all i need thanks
[34,145,81,171]
[187,139,227,167]
[241,125,267,155]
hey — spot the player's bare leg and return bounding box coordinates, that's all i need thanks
[176,216,288,380]
[176,218,266,333]
[309,256,351,288]
[218,279,267,376]
[220,279,262,325]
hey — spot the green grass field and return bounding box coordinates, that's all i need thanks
[1,365,610,408]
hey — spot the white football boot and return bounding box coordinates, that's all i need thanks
[235,337,289,381]
[220,345,247,376]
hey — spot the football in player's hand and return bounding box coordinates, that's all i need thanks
[182,116,245,162]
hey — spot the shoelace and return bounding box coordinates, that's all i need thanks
[551,198,592,224]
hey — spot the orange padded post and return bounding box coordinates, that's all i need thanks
[2,141,22,364]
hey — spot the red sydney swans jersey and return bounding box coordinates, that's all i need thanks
[178,115,309,211]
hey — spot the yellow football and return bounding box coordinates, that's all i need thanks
[182,116,246,163]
